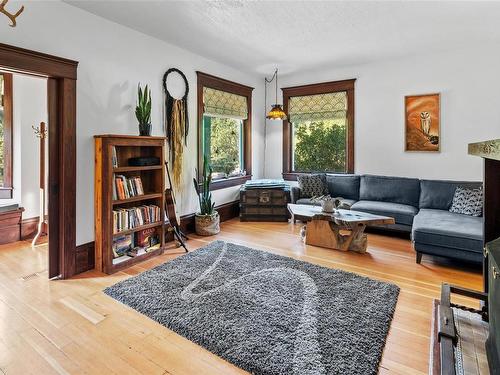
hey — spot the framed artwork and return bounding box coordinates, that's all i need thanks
[405,93,440,152]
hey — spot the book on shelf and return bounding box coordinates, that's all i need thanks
[127,247,148,257]
[136,227,161,251]
[112,233,134,258]
[113,205,161,234]
[112,146,118,168]
[114,175,145,200]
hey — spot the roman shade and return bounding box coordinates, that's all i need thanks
[203,87,248,120]
[288,91,347,123]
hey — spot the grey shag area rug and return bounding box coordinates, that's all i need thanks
[104,240,400,375]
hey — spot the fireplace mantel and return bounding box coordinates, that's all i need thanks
[468,139,500,161]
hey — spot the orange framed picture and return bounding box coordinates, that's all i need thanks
[405,93,440,152]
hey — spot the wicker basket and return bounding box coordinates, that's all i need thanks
[195,212,220,236]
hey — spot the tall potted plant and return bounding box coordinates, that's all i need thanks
[193,156,220,236]
[135,84,152,136]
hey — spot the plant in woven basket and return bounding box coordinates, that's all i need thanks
[193,155,220,235]
[135,83,152,136]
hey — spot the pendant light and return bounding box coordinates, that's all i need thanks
[265,68,287,120]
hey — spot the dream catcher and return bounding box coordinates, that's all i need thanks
[163,68,189,189]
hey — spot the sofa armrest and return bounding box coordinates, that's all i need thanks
[291,186,301,203]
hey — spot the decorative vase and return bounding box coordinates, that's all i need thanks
[321,199,335,213]
[195,211,220,236]
[139,123,152,136]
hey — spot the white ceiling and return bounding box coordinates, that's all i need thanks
[66,1,500,77]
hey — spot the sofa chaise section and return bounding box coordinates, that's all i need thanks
[412,180,483,264]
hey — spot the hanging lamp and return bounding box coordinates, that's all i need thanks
[265,68,287,120]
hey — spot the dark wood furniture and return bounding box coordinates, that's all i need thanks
[282,79,356,180]
[468,139,500,292]
[196,72,253,190]
[0,42,78,279]
[239,186,290,222]
[94,135,166,274]
[0,206,24,244]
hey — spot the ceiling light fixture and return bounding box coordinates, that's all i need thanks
[265,68,287,121]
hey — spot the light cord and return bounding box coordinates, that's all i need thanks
[263,68,279,179]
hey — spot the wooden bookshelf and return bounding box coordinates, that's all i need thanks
[94,135,166,274]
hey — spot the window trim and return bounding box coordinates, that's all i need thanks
[282,79,356,181]
[197,71,253,191]
[0,72,13,198]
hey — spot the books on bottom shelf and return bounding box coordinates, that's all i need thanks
[112,227,161,265]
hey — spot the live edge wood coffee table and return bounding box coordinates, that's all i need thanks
[288,204,395,253]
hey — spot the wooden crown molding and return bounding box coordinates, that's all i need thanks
[0,43,78,79]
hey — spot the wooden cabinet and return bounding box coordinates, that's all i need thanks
[94,135,166,274]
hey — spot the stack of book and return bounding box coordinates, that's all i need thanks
[111,227,161,264]
[113,205,160,234]
[114,175,144,200]
[112,233,134,263]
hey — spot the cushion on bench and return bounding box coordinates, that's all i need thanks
[412,209,483,253]
[325,174,360,200]
[419,179,482,210]
[360,175,421,207]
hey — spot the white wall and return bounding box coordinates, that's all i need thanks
[265,45,500,181]
[1,1,265,245]
[11,74,48,219]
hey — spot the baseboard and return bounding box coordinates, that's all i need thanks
[75,241,95,274]
[21,215,48,240]
[77,200,241,275]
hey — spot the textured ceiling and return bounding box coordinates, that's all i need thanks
[66,1,500,76]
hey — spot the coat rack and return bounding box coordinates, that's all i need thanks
[31,122,47,246]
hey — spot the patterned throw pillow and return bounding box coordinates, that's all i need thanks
[297,174,327,198]
[449,186,483,217]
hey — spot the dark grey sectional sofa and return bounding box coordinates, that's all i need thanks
[291,174,483,264]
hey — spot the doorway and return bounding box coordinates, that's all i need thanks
[0,43,78,279]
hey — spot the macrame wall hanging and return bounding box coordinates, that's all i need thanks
[163,68,189,189]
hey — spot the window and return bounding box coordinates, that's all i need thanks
[0,73,13,198]
[282,79,355,180]
[197,72,253,190]
[202,115,244,179]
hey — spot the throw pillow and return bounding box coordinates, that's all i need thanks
[297,174,327,198]
[449,186,483,217]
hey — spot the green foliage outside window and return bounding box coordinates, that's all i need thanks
[293,119,346,172]
[203,115,243,178]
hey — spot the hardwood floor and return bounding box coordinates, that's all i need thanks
[0,218,482,374]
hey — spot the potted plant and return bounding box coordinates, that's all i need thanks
[135,84,152,136]
[193,156,220,236]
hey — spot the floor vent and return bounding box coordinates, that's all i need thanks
[20,270,46,281]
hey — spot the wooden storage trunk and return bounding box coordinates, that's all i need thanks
[239,186,290,222]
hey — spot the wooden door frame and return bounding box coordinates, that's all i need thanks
[0,43,78,279]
